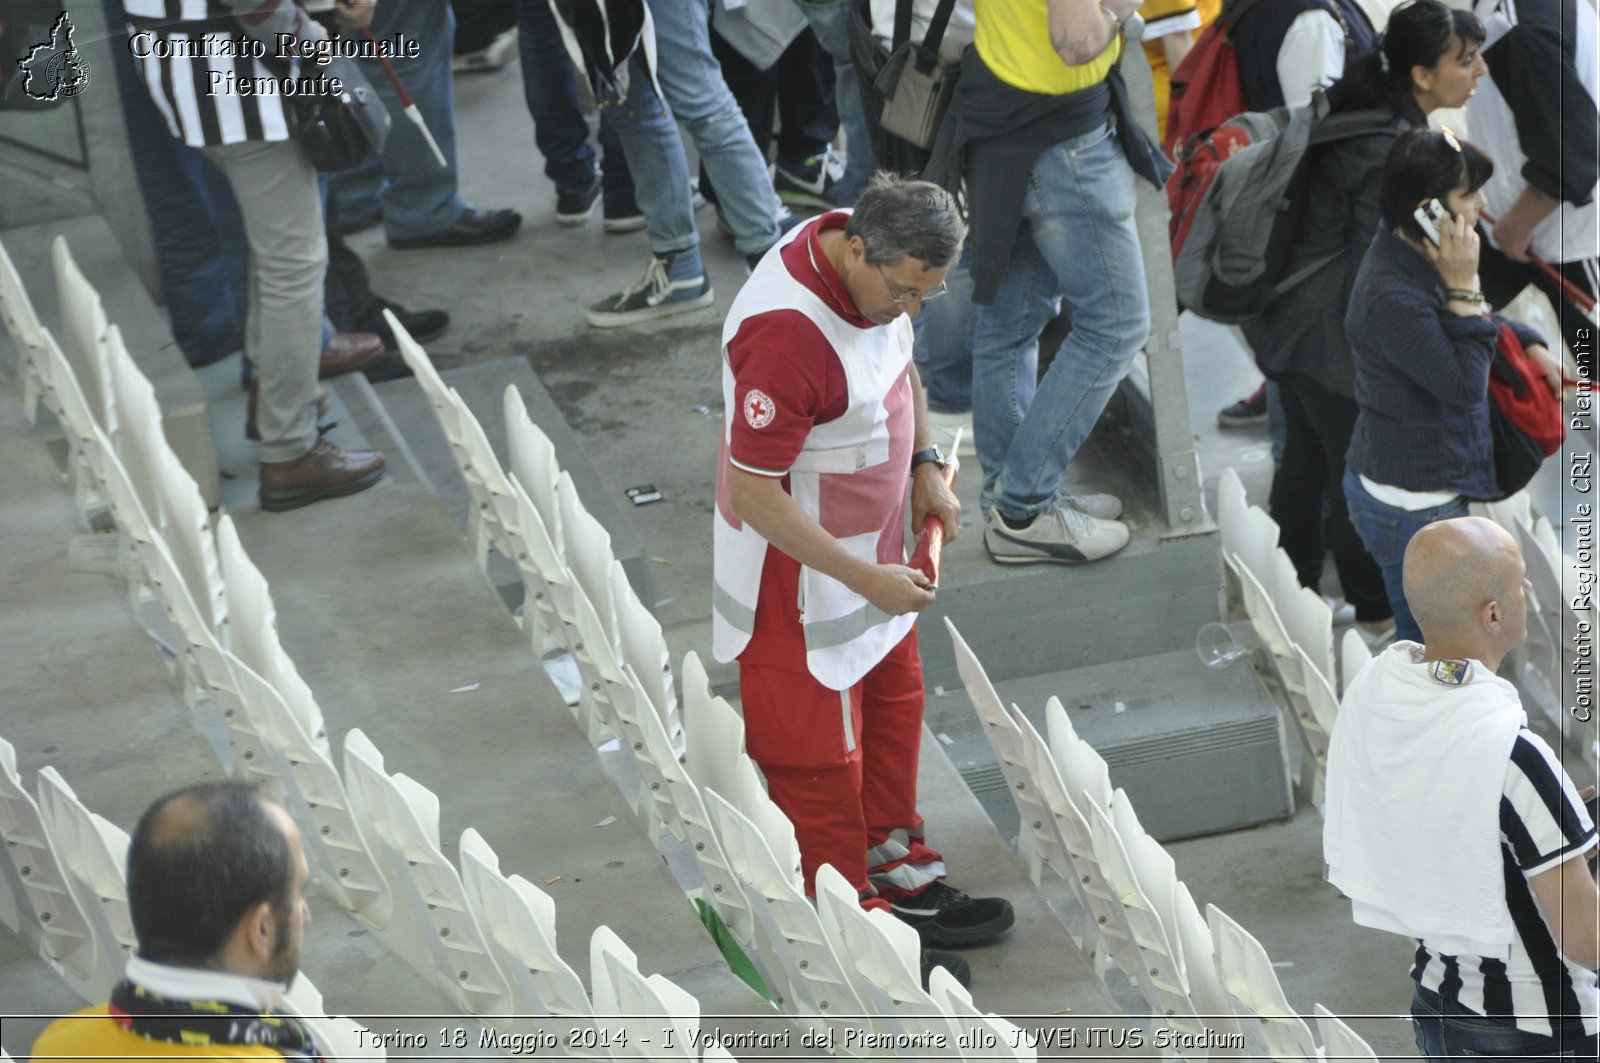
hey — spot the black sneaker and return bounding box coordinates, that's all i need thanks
[891,881,1015,948]
[774,149,843,210]
[920,948,972,990]
[603,196,646,233]
[556,178,602,227]
[586,253,714,328]
[1217,382,1268,428]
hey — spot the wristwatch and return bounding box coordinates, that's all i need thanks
[910,446,948,473]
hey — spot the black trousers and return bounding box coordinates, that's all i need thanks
[1480,239,1596,377]
[1269,375,1392,623]
[699,27,838,204]
[323,195,382,334]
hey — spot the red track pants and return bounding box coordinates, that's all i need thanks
[739,628,943,908]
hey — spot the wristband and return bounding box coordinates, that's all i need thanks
[1445,288,1486,306]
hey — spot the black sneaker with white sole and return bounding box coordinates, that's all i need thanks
[920,948,972,989]
[892,881,1015,948]
[586,253,714,328]
[556,178,601,227]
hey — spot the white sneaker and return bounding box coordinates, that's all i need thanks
[586,254,714,329]
[1057,489,1122,521]
[1323,595,1357,626]
[928,410,977,458]
[983,503,1130,565]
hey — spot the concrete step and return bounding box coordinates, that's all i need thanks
[930,649,1293,845]
[0,214,219,507]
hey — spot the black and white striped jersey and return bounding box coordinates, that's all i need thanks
[121,0,315,146]
[1413,731,1599,1038]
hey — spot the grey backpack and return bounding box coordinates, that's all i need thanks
[1173,93,1397,324]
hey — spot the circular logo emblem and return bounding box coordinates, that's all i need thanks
[743,389,775,429]
[47,51,91,98]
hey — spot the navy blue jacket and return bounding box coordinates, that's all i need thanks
[1344,225,1544,500]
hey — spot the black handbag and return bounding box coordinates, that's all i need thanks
[289,55,391,173]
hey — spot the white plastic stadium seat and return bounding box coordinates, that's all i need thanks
[701,787,867,1037]
[558,470,620,640]
[51,237,115,439]
[38,328,105,513]
[1312,1003,1378,1063]
[284,973,385,1063]
[1206,903,1319,1062]
[0,236,49,423]
[449,388,516,570]
[222,654,391,927]
[927,965,1036,1061]
[610,562,681,752]
[0,737,106,997]
[341,730,512,1016]
[457,828,617,1056]
[501,473,573,656]
[215,515,330,757]
[679,651,746,810]
[1089,797,1203,1039]
[813,864,965,1053]
[153,443,226,636]
[35,769,136,976]
[503,386,566,563]
[1339,628,1371,695]
[945,618,1042,879]
[105,326,169,531]
[590,926,698,1061]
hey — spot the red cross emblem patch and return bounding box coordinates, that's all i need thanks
[743,388,776,429]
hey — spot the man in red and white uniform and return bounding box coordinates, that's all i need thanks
[713,174,1014,977]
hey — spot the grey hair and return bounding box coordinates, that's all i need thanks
[844,172,965,270]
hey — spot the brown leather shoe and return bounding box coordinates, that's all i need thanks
[246,384,329,442]
[259,438,386,511]
[318,332,386,379]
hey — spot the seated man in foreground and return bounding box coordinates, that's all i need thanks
[33,782,319,1062]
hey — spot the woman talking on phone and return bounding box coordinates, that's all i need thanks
[1341,127,1564,642]
[1244,0,1487,646]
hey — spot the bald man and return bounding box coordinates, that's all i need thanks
[33,782,319,1063]
[1324,517,1599,1061]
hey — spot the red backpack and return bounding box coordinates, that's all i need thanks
[1163,0,1264,259]
[1487,320,1565,498]
[1163,0,1261,157]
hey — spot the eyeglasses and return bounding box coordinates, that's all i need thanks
[876,264,948,304]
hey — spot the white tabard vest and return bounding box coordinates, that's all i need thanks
[712,223,917,690]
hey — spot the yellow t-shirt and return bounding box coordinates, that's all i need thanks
[1140,0,1222,139]
[974,0,1121,96]
[32,1006,290,1063]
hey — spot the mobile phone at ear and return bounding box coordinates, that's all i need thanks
[1413,198,1448,245]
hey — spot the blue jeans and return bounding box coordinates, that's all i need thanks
[607,0,779,257]
[793,0,875,205]
[334,0,470,239]
[1342,469,1470,644]
[1411,985,1598,1061]
[970,120,1149,519]
[515,0,633,206]
[912,243,975,414]
[103,0,247,366]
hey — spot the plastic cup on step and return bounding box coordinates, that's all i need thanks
[1195,620,1262,669]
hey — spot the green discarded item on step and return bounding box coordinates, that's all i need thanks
[695,897,777,1004]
